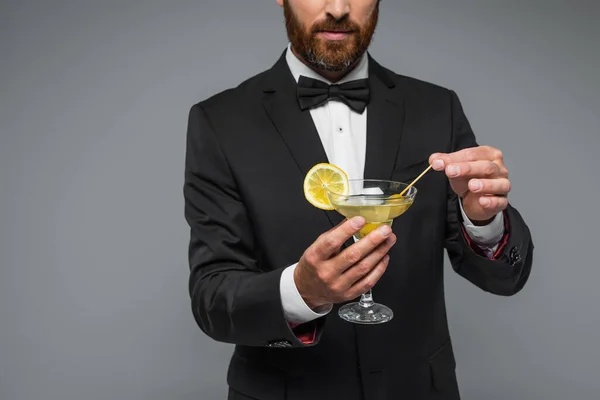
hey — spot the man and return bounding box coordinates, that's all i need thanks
[183,1,534,399]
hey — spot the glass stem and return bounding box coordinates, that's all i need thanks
[359,289,374,308]
[354,235,375,309]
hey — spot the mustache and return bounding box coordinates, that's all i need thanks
[311,18,360,33]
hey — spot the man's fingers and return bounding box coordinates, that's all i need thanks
[468,178,511,195]
[430,146,501,170]
[479,195,509,212]
[313,217,365,260]
[334,224,393,271]
[346,255,390,300]
[429,153,444,170]
[327,217,350,232]
[341,234,396,285]
[430,148,480,169]
[445,161,501,179]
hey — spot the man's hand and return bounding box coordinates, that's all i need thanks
[429,145,510,224]
[294,217,396,309]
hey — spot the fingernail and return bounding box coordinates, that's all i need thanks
[447,165,460,177]
[480,197,491,207]
[384,255,390,263]
[351,217,365,229]
[377,225,391,237]
[432,159,444,170]
[470,180,482,192]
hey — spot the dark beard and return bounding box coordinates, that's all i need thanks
[283,1,379,72]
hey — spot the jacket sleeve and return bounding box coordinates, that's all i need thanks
[183,104,323,347]
[444,90,534,296]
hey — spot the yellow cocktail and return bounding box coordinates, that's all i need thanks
[326,179,418,324]
[332,195,414,239]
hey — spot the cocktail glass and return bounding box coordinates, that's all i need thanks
[326,179,417,324]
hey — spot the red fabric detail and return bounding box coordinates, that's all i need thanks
[288,321,317,344]
[461,210,510,260]
[461,223,479,253]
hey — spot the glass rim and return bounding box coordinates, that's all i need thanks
[325,178,418,197]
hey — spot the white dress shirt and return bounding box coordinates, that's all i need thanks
[279,44,505,325]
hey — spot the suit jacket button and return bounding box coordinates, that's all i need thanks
[509,246,521,265]
[267,340,292,348]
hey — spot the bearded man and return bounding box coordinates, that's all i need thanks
[183,1,534,399]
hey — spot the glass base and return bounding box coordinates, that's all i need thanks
[338,302,394,324]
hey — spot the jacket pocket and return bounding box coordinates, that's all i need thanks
[227,352,287,400]
[428,339,459,394]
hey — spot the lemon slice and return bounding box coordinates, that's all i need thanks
[303,163,349,210]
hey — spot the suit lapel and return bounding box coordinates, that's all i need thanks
[363,56,406,181]
[262,53,345,227]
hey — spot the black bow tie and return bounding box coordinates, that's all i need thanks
[297,75,370,113]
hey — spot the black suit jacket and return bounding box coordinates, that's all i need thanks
[183,51,533,400]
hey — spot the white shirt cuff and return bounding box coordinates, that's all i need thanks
[459,198,505,255]
[279,263,333,325]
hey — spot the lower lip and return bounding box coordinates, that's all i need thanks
[318,31,351,41]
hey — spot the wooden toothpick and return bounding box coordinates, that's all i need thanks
[398,164,433,196]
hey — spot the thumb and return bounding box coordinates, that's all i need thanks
[429,153,447,171]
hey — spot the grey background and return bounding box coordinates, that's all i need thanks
[1,1,598,399]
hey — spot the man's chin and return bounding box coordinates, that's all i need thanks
[309,57,357,72]
[314,43,358,59]
[317,50,361,67]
